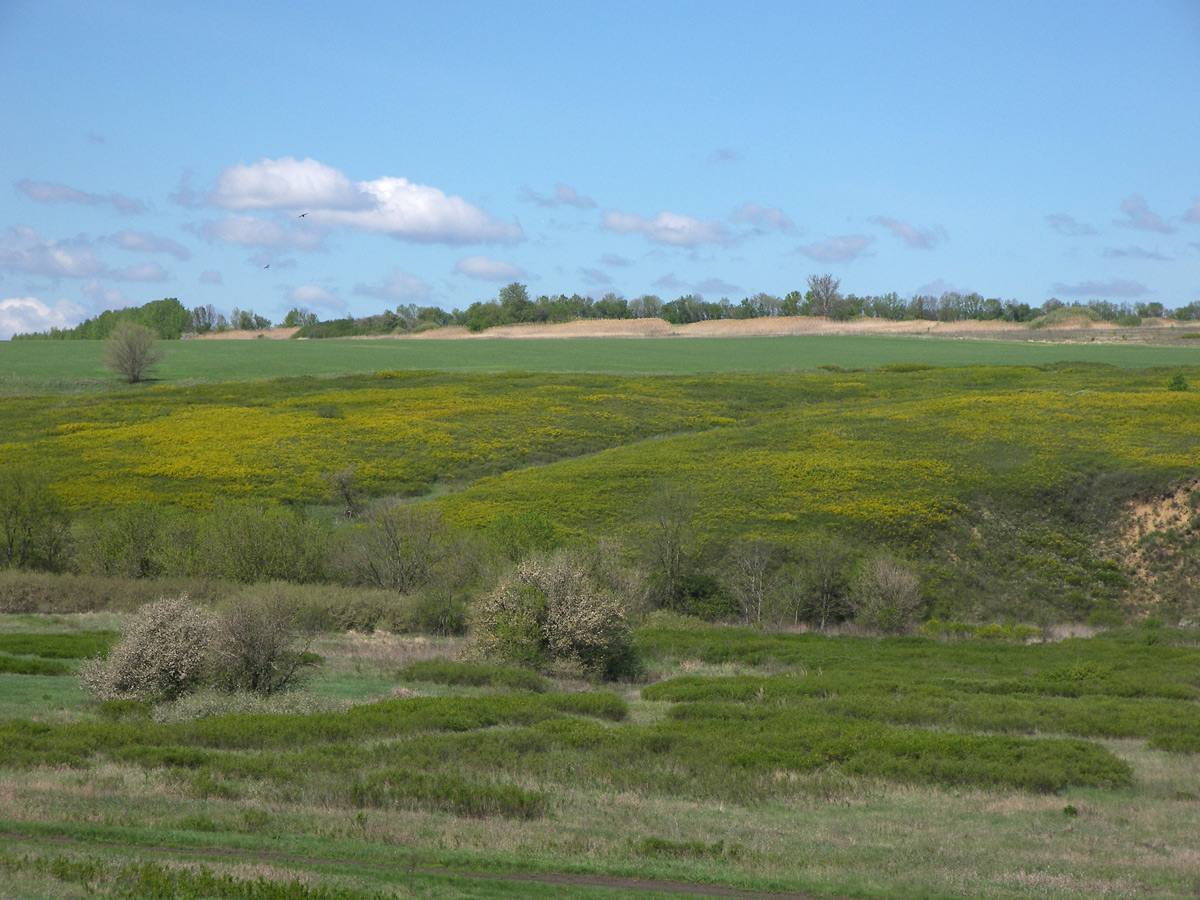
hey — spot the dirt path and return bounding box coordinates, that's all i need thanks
[1,831,853,899]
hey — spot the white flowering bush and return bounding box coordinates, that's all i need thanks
[81,595,216,702]
[472,552,640,680]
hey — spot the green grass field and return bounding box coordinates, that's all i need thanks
[2,613,1199,899]
[2,333,1199,393]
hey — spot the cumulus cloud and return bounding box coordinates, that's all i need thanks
[15,179,146,214]
[1046,213,1098,237]
[797,235,874,263]
[206,157,521,245]
[1102,246,1172,261]
[602,210,729,247]
[0,226,106,279]
[110,230,190,260]
[1115,195,1174,234]
[454,256,528,282]
[732,202,794,233]
[521,183,596,209]
[353,267,433,302]
[1051,279,1150,297]
[193,216,325,252]
[0,296,86,340]
[872,217,947,249]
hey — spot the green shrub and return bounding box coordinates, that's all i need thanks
[400,658,550,692]
[853,555,924,634]
[207,584,321,695]
[1167,373,1189,391]
[81,595,217,702]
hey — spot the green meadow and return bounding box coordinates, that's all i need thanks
[1,334,1199,899]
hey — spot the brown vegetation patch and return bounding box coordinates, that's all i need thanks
[1114,479,1200,614]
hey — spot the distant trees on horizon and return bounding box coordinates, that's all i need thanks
[12,279,1200,341]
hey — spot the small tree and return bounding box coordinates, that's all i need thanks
[725,539,780,625]
[0,467,71,572]
[643,484,696,611]
[81,595,216,702]
[807,273,843,319]
[104,320,163,383]
[347,503,449,593]
[787,534,855,628]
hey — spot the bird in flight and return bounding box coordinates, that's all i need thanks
[263,264,270,269]
[298,212,308,218]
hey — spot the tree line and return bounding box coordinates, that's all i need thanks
[13,277,1198,341]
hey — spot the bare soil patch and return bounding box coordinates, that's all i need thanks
[192,318,1200,343]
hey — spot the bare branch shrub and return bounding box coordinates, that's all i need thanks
[208,583,320,695]
[347,503,448,593]
[104,320,163,383]
[852,555,924,634]
[785,534,855,628]
[725,539,780,625]
[81,595,216,702]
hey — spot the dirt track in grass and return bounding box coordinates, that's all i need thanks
[2,831,851,900]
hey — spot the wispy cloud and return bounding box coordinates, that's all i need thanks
[578,267,611,286]
[696,277,741,297]
[521,183,596,210]
[110,263,168,282]
[205,157,522,245]
[81,279,129,308]
[1102,246,1173,261]
[1051,278,1150,297]
[602,210,729,247]
[709,148,741,163]
[1115,195,1174,234]
[1046,213,1098,236]
[110,230,190,260]
[288,284,345,311]
[0,296,86,339]
[600,253,632,267]
[732,202,794,233]
[200,270,222,285]
[1185,197,1200,224]
[872,217,947,249]
[192,216,325,252]
[797,235,874,263]
[15,178,146,214]
[454,256,528,282]
[353,267,433,302]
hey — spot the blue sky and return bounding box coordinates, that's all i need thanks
[2,0,1198,338]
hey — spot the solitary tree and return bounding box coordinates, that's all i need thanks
[104,320,163,383]
[807,273,843,318]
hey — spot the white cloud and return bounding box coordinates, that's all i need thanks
[194,216,325,251]
[111,230,190,260]
[732,202,794,233]
[353,267,433,302]
[1115,195,1174,234]
[1051,279,1150,297]
[797,235,874,263]
[287,284,344,311]
[0,226,106,279]
[15,179,146,214]
[206,157,521,245]
[454,256,528,282]
[872,217,947,249]
[1046,213,1098,237]
[208,157,368,211]
[0,296,86,339]
[602,210,729,247]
